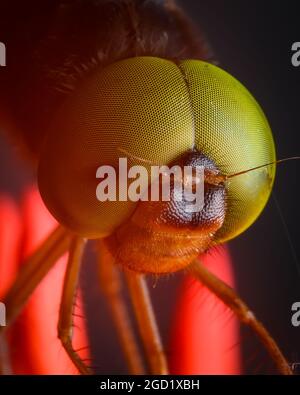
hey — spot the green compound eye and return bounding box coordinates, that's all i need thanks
[179,60,275,242]
[38,57,275,240]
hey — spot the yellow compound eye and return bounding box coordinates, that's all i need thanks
[179,60,276,242]
[38,57,275,240]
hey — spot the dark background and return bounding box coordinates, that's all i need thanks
[184,0,300,372]
[0,0,300,374]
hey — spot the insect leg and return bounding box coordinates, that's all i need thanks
[125,270,169,375]
[96,241,145,374]
[57,236,91,375]
[1,225,70,329]
[189,259,292,375]
[0,225,70,374]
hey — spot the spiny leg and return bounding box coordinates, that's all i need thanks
[125,270,168,375]
[0,225,70,374]
[189,259,292,375]
[96,241,145,374]
[2,225,70,328]
[58,236,91,375]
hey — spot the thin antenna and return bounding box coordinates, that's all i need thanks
[226,157,300,180]
[117,147,160,166]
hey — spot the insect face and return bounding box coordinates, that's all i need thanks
[38,57,275,249]
[1,0,292,375]
[105,149,226,274]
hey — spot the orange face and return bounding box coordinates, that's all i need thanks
[37,57,276,274]
[105,150,227,274]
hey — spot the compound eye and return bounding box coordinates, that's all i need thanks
[38,57,275,242]
[179,60,276,243]
[38,57,195,238]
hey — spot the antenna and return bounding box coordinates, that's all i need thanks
[226,157,300,180]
